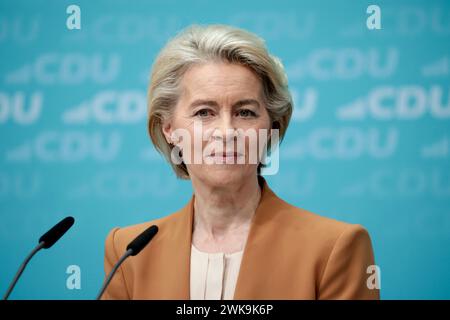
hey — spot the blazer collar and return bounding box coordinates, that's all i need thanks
[168,176,281,299]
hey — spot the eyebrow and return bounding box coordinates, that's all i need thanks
[189,99,261,109]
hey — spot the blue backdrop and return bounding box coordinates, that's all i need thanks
[1,0,449,299]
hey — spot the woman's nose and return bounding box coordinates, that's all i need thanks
[211,117,237,143]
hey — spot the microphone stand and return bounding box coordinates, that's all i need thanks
[3,241,46,300]
[96,248,133,300]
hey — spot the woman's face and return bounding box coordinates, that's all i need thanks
[163,62,271,187]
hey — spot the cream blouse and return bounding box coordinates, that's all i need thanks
[190,244,244,300]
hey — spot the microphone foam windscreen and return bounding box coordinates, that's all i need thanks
[127,225,159,256]
[39,216,75,249]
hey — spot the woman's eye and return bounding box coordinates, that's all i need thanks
[194,109,213,118]
[237,109,256,118]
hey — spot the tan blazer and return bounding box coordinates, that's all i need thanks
[102,177,380,300]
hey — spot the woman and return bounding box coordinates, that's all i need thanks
[102,24,380,300]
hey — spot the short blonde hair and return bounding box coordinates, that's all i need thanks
[147,24,293,179]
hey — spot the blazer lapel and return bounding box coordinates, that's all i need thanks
[162,194,194,299]
[233,178,281,299]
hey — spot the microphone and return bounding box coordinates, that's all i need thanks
[96,225,158,300]
[2,216,75,300]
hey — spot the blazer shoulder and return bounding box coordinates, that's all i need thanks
[273,196,371,247]
[105,209,185,255]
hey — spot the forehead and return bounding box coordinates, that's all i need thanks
[180,62,262,100]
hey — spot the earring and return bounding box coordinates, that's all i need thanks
[171,144,183,158]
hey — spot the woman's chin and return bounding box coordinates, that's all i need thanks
[192,165,252,186]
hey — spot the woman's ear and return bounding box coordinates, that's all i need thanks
[162,120,173,145]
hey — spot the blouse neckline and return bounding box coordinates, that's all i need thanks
[191,243,244,258]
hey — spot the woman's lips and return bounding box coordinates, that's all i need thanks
[208,152,243,157]
[205,152,245,163]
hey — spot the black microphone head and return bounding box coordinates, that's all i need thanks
[39,216,75,249]
[126,225,158,256]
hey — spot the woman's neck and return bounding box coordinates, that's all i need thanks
[191,176,262,253]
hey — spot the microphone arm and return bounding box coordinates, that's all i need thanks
[96,248,133,300]
[96,225,158,300]
[2,242,45,300]
[2,216,75,300]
